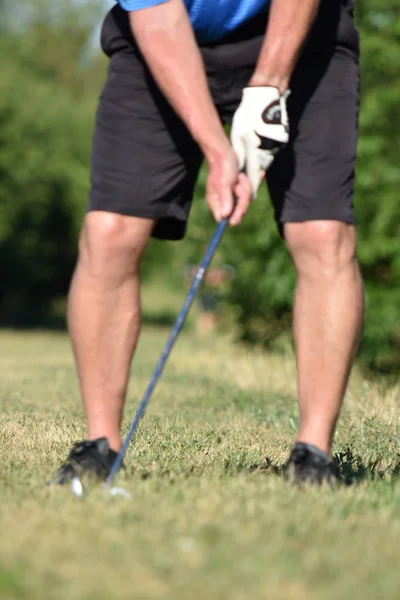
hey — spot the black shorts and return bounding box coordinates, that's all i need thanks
[89,1,360,240]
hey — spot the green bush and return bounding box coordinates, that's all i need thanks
[354,0,400,372]
[185,1,400,374]
[0,32,95,324]
[0,1,180,324]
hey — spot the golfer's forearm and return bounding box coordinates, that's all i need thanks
[129,1,229,161]
[249,0,320,92]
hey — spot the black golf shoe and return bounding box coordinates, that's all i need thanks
[47,437,120,486]
[283,442,341,486]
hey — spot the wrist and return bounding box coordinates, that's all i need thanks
[248,73,289,94]
[198,131,231,165]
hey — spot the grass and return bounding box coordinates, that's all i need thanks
[1,288,400,599]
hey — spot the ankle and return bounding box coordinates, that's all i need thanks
[294,441,331,461]
[296,435,332,458]
[87,431,121,453]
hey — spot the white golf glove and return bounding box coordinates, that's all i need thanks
[231,86,290,199]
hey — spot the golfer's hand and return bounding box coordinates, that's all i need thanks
[206,144,252,226]
[231,86,290,199]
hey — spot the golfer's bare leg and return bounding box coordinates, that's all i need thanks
[285,220,364,456]
[68,211,155,451]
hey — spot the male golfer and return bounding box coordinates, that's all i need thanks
[50,0,363,485]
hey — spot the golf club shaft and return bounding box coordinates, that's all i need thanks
[104,216,230,489]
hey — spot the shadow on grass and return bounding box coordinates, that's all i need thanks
[100,447,400,490]
[0,309,180,331]
[223,458,284,479]
[141,310,178,328]
[332,447,400,485]
[223,448,400,487]
[0,314,67,331]
[125,459,283,484]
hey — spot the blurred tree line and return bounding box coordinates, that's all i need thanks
[0,0,399,373]
[0,0,103,323]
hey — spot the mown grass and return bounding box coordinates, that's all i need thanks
[1,289,400,599]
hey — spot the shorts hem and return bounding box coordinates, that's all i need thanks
[87,196,187,241]
[278,211,355,225]
[276,211,355,239]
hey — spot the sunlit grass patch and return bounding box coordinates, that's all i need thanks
[0,327,400,599]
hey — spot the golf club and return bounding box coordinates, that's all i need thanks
[99,212,231,496]
[100,212,230,496]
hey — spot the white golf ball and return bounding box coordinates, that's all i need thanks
[109,487,131,499]
[71,476,83,498]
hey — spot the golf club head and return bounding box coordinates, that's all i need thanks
[109,487,131,499]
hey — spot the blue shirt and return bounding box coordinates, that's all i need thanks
[118,0,270,43]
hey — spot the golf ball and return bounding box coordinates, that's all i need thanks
[71,476,83,498]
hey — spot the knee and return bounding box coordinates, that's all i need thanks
[285,221,357,279]
[78,212,153,277]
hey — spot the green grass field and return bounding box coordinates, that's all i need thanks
[1,290,400,599]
